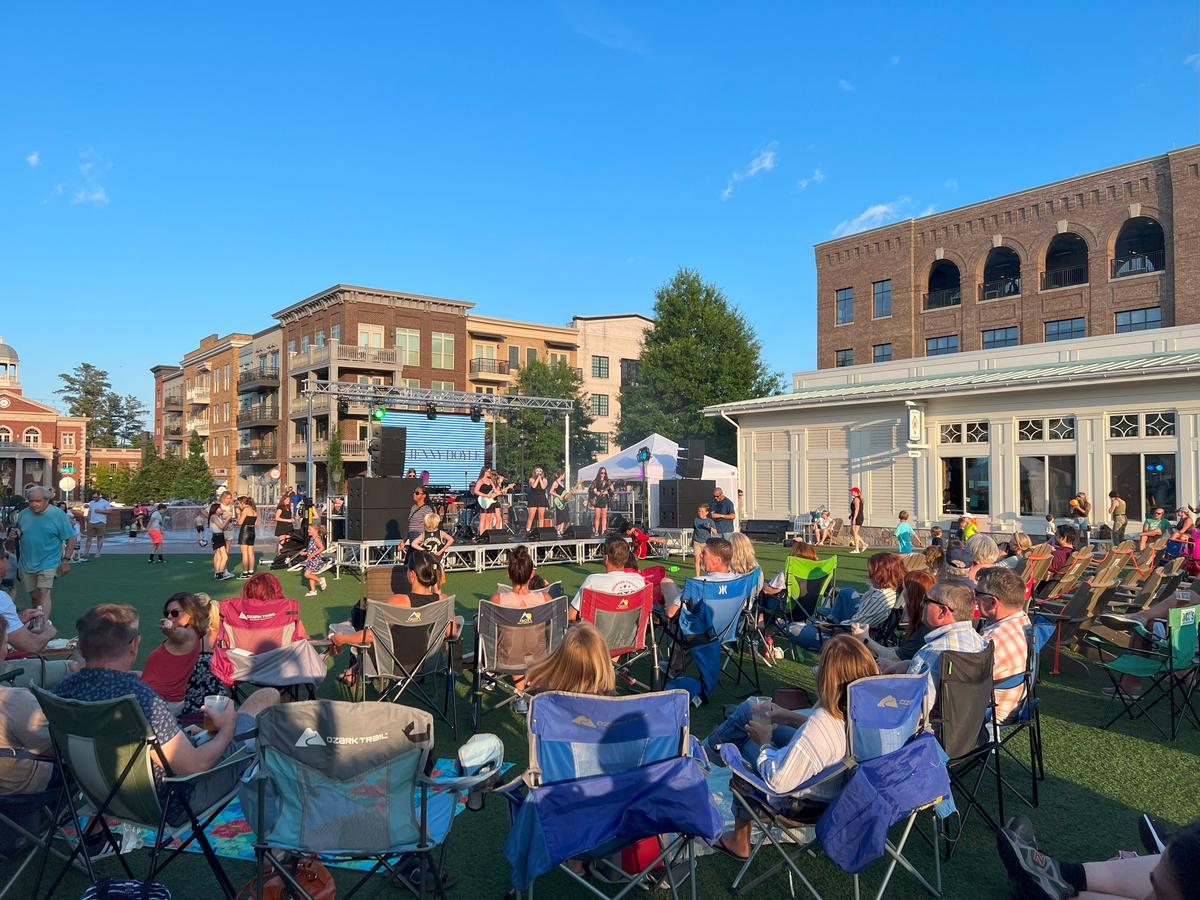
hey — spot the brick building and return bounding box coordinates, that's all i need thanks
[235,326,284,502]
[178,333,253,491]
[465,313,580,396]
[572,314,653,454]
[151,364,184,455]
[815,146,1200,370]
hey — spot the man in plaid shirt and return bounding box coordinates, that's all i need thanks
[976,567,1031,723]
[907,579,986,698]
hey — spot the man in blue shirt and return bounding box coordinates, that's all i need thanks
[711,487,736,537]
[907,579,987,699]
[15,485,76,627]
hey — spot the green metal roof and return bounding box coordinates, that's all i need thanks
[705,351,1200,416]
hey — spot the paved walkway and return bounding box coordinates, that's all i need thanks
[80,531,282,556]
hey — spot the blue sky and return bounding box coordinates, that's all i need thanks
[4,2,1198,411]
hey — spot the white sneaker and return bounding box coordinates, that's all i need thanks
[319,578,327,591]
[305,590,318,597]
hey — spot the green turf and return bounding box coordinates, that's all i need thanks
[4,545,1198,898]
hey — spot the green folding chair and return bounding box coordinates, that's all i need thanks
[761,555,837,661]
[1088,603,1200,740]
[29,688,252,899]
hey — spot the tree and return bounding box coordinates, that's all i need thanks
[90,464,134,503]
[114,394,151,446]
[56,363,118,447]
[494,360,596,482]
[129,436,180,501]
[172,431,214,502]
[616,268,782,463]
[327,429,344,495]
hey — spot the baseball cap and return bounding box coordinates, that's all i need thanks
[946,547,972,570]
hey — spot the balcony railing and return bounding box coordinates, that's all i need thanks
[470,358,511,377]
[0,440,52,451]
[1111,249,1165,279]
[162,391,184,410]
[978,276,1022,301]
[164,424,185,438]
[1041,265,1088,291]
[922,289,962,310]
[236,446,279,463]
[184,418,210,434]
[238,367,280,391]
[337,344,397,366]
[287,439,367,462]
[237,405,280,426]
[185,388,211,405]
[289,395,331,416]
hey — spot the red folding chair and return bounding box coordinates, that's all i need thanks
[579,584,660,691]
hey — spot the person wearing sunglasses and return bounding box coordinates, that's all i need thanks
[975,567,1031,724]
[140,592,224,717]
[904,579,986,697]
[407,486,435,546]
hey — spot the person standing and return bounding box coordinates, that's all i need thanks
[710,486,736,538]
[849,486,867,554]
[235,497,258,578]
[147,503,167,564]
[549,469,571,537]
[14,485,75,630]
[302,522,328,597]
[84,490,111,558]
[210,491,235,580]
[273,494,294,541]
[407,485,434,545]
[1068,491,1091,545]
[1107,490,1128,543]
[588,467,615,536]
[526,467,549,532]
[473,466,499,536]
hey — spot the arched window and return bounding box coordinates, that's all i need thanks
[23,427,40,445]
[0,427,10,443]
[924,260,961,309]
[981,247,1022,300]
[1042,233,1089,289]
[1112,216,1165,278]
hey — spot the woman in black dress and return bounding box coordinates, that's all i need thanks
[274,495,294,539]
[550,469,570,536]
[588,467,615,536]
[236,496,258,577]
[526,466,549,532]
[849,486,867,554]
[473,465,499,536]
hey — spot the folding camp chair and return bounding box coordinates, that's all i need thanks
[1032,581,1116,676]
[211,595,326,701]
[247,700,503,899]
[665,571,761,697]
[991,622,1055,809]
[471,597,569,732]
[761,557,839,662]
[353,596,462,736]
[29,687,252,899]
[720,674,945,899]
[580,584,659,691]
[1087,603,1200,740]
[500,690,722,899]
[0,752,89,898]
[934,645,1000,859]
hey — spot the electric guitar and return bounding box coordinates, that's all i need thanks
[476,482,516,510]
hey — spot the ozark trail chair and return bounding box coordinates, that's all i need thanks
[665,570,761,698]
[580,584,659,691]
[471,596,569,731]
[762,557,839,660]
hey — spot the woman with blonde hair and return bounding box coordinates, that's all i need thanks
[707,634,880,860]
[729,532,765,595]
[526,623,615,695]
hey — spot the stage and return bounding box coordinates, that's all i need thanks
[330,528,691,576]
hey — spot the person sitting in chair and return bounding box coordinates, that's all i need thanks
[0,615,54,799]
[1047,524,1080,576]
[975,567,1031,724]
[706,635,879,861]
[140,592,224,718]
[570,535,646,622]
[903,579,987,700]
[1137,507,1173,552]
[786,552,906,651]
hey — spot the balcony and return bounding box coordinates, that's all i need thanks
[237,445,279,464]
[470,358,512,382]
[978,276,1022,301]
[237,405,280,427]
[337,344,398,367]
[184,418,210,435]
[287,440,367,462]
[0,440,52,452]
[185,387,211,405]
[162,391,184,410]
[238,367,280,392]
[922,289,961,310]
[164,423,185,438]
[288,344,331,372]
[289,395,331,417]
[1041,265,1088,291]
[1111,249,1165,279]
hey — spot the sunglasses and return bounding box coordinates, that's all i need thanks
[974,591,999,604]
[921,597,952,612]
[164,608,183,618]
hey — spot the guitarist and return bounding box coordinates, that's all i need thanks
[472,466,500,536]
[550,469,571,537]
[588,466,616,536]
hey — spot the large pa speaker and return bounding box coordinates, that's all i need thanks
[346,507,407,542]
[481,529,511,544]
[675,439,706,479]
[372,427,407,477]
[347,476,421,508]
[658,478,715,528]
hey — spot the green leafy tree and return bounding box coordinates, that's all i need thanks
[495,360,596,481]
[129,436,180,500]
[114,394,151,446]
[327,429,345,496]
[91,465,134,503]
[56,363,118,447]
[616,268,781,463]
[172,431,214,502]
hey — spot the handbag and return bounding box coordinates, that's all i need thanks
[237,855,336,900]
[81,880,171,900]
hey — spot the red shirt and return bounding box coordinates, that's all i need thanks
[628,528,650,559]
[140,642,201,702]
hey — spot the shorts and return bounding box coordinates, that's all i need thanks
[693,541,706,556]
[18,569,56,594]
[87,523,105,538]
[148,529,163,544]
[212,533,227,550]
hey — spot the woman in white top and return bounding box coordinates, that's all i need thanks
[707,634,880,860]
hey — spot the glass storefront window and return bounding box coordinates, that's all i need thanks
[1110,453,1177,521]
[942,457,990,516]
[1019,455,1076,516]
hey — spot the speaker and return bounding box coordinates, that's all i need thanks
[530,527,559,542]
[741,519,790,543]
[676,439,705,479]
[346,507,407,542]
[481,529,511,544]
[375,427,407,477]
[658,478,715,528]
[561,524,577,539]
[347,476,421,508]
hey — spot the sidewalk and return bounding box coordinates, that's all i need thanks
[81,531,280,556]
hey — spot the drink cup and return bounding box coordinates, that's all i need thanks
[203,695,232,732]
[750,696,772,718]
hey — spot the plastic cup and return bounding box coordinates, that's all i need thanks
[203,695,232,732]
[750,696,772,718]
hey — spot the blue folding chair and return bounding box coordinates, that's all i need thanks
[501,690,722,899]
[991,621,1055,808]
[667,570,761,697]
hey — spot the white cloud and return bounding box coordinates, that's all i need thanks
[919,204,937,217]
[797,167,825,190]
[944,178,958,191]
[889,55,901,65]
[70,148,110,206]
[557,0,649,56]
[1186,52,1200,70]
[25,151,39,167]
[837,78,854,92]
[831,196,911,237]
[73,186,108,205]
[721,142,778,200]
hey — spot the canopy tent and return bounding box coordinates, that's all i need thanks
[577,433,739,529]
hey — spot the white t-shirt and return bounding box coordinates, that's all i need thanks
[571,571,647,611]
[87,499,112,525]
[148,510,163,530]
[0,591,26,639]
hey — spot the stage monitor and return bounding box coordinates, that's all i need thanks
[380,410,484,490]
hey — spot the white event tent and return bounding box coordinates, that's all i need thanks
[576,433,739,529]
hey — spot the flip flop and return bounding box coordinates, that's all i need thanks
[711,835,750,862]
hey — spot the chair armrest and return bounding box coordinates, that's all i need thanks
[0,747,54,763]
[0,668,23,684]
[163,746,254,784]
[993,673,1025,691]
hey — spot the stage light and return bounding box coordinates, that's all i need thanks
[636,446,651,464]
[470,405,483,423]
[425,403,438,420]
[337,401,349,416]
[371,406,386,421]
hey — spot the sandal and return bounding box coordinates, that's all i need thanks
[711,834,750,862]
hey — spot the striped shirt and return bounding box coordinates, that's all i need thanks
[756,706,847,800]
[844,587,897,629]
[982,612,1030,723]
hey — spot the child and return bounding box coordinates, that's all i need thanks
[194,509,209,547]
[412,512,455,558]
[1044,514,1056,544]
[959,516,978,541]
[692,503,720,576]
[621,520,667,560]
[147,503,166,564]
[893,510,922,553]
[815,509,833,545]
[929,525,943,547]
[302,522,328,597]
[69,510,84,562]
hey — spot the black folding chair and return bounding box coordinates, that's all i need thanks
[471,597,569,732]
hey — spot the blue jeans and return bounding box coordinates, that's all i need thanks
[788,588,860,650]
[704,698,799,820]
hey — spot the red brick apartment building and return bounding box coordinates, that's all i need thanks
[815,146,1200,369]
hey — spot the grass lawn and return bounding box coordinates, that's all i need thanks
[4,544,1198,898]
